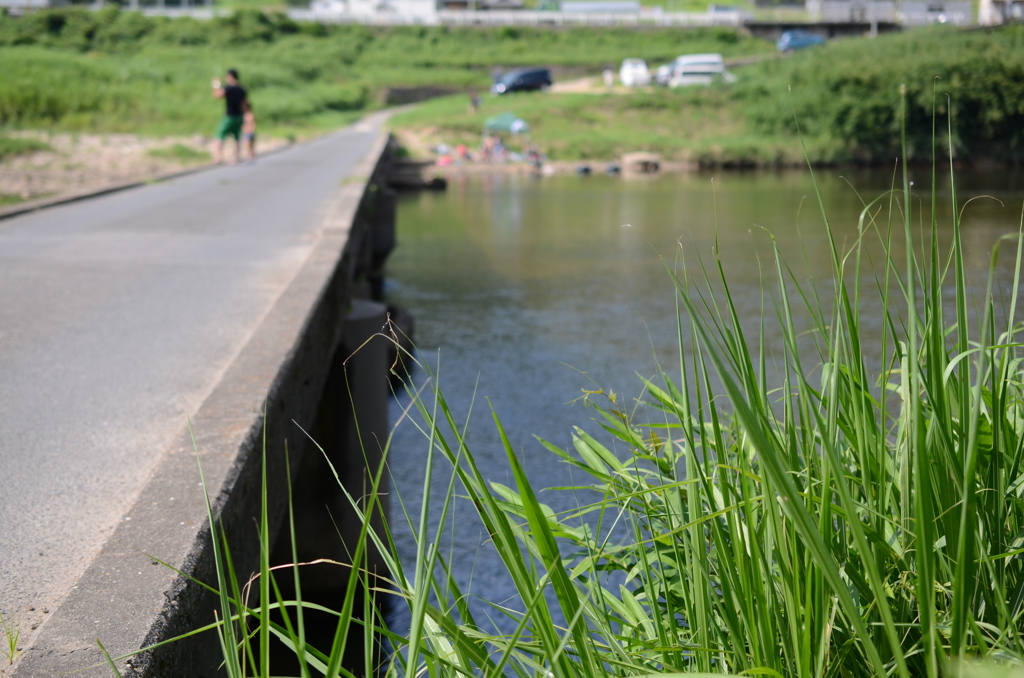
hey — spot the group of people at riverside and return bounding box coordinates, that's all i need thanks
[211,69,257,165]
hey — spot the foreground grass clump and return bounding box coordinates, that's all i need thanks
[0,134,50,161]
[146,143,212,163]
[1,609,21,665]
[370,155,1024,674]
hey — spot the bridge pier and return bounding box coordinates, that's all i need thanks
[267,299,393,675]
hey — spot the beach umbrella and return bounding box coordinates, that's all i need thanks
[484,111,530,135]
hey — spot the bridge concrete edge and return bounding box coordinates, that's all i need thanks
[11,130,394,678]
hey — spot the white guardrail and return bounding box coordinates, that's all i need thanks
[442,9,745,24]
[288,8,746,25]
[17,2,960,25]
[0,4,743,25]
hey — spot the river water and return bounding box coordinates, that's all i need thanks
[384,167,1024,631]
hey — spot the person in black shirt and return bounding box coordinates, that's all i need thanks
[211,69,248,164]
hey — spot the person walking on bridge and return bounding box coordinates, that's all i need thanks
[211,69,248,165]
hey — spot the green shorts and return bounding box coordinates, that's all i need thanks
[215,115,244,140]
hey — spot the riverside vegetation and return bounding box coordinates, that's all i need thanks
[94,101,1024,677]
[0,9,766,138]
[0,134,49,161]
[393,24,1024,165]
[3,9,1023,165]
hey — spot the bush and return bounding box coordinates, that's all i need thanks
[0,8,99,49]
[0,50,112,125]
[0,135,51,160]
[255,83,366,122]
[150,17,211,46]
[214,9,276,44]
[736,25,1024,163]
[93,9,154,51]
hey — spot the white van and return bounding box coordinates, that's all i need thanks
[619,59,651,87]
[668,53,736,87]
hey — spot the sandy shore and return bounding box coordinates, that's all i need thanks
[1,132,289,204]
[416,156,697,180]
[391,127,698,180]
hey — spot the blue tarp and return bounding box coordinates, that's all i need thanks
[484,112,530,134]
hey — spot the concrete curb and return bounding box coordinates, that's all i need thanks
[10,130,393,678]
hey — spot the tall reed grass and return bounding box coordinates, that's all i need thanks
[101,93,1024,677]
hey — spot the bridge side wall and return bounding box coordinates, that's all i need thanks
[11,132,396,678]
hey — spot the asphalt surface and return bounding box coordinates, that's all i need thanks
[0,116,382,645]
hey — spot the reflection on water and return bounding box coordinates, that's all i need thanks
[384,168,1024,630]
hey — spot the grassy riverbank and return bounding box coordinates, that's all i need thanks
[139,137,1024,677]
[390,86,807,166]
[0,9,768,138]
[2,9,1022,163]
[392,24,1024,166]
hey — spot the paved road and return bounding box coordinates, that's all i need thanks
[0,116,382,644]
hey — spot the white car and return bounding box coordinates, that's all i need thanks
[654,63,673,86]
[619,59,651,87]
[667,53,737,87]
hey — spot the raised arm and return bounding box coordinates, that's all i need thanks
[211,78,225,99]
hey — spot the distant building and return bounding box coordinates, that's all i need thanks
[806,0,895,22]
[556,0,671,13]
[309,0,345,16]
[0,0,62,8]
[355,0,436,15]
[561,0,641,11]
[0,0,211,10]
[899,0,972,23]
[979,0,1023,23]
[806,0,971,23]
[439,0,524,10]
[310,0,437,19]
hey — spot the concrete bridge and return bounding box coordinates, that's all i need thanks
[0,113,399,677]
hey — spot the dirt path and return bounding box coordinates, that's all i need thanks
[548,54,776,95]
[1,132,289,204]
[550,76,651,94]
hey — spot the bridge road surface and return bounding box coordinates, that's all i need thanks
[0,115,383,667]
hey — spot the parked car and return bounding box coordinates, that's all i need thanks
[619,58,651,87]
[776,29,826,52]
[654,63,673,86]
[667,53,736,87]
[491,68,553,95]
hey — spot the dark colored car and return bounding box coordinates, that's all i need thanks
[777,29,826,52]
[491,68,553,95]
